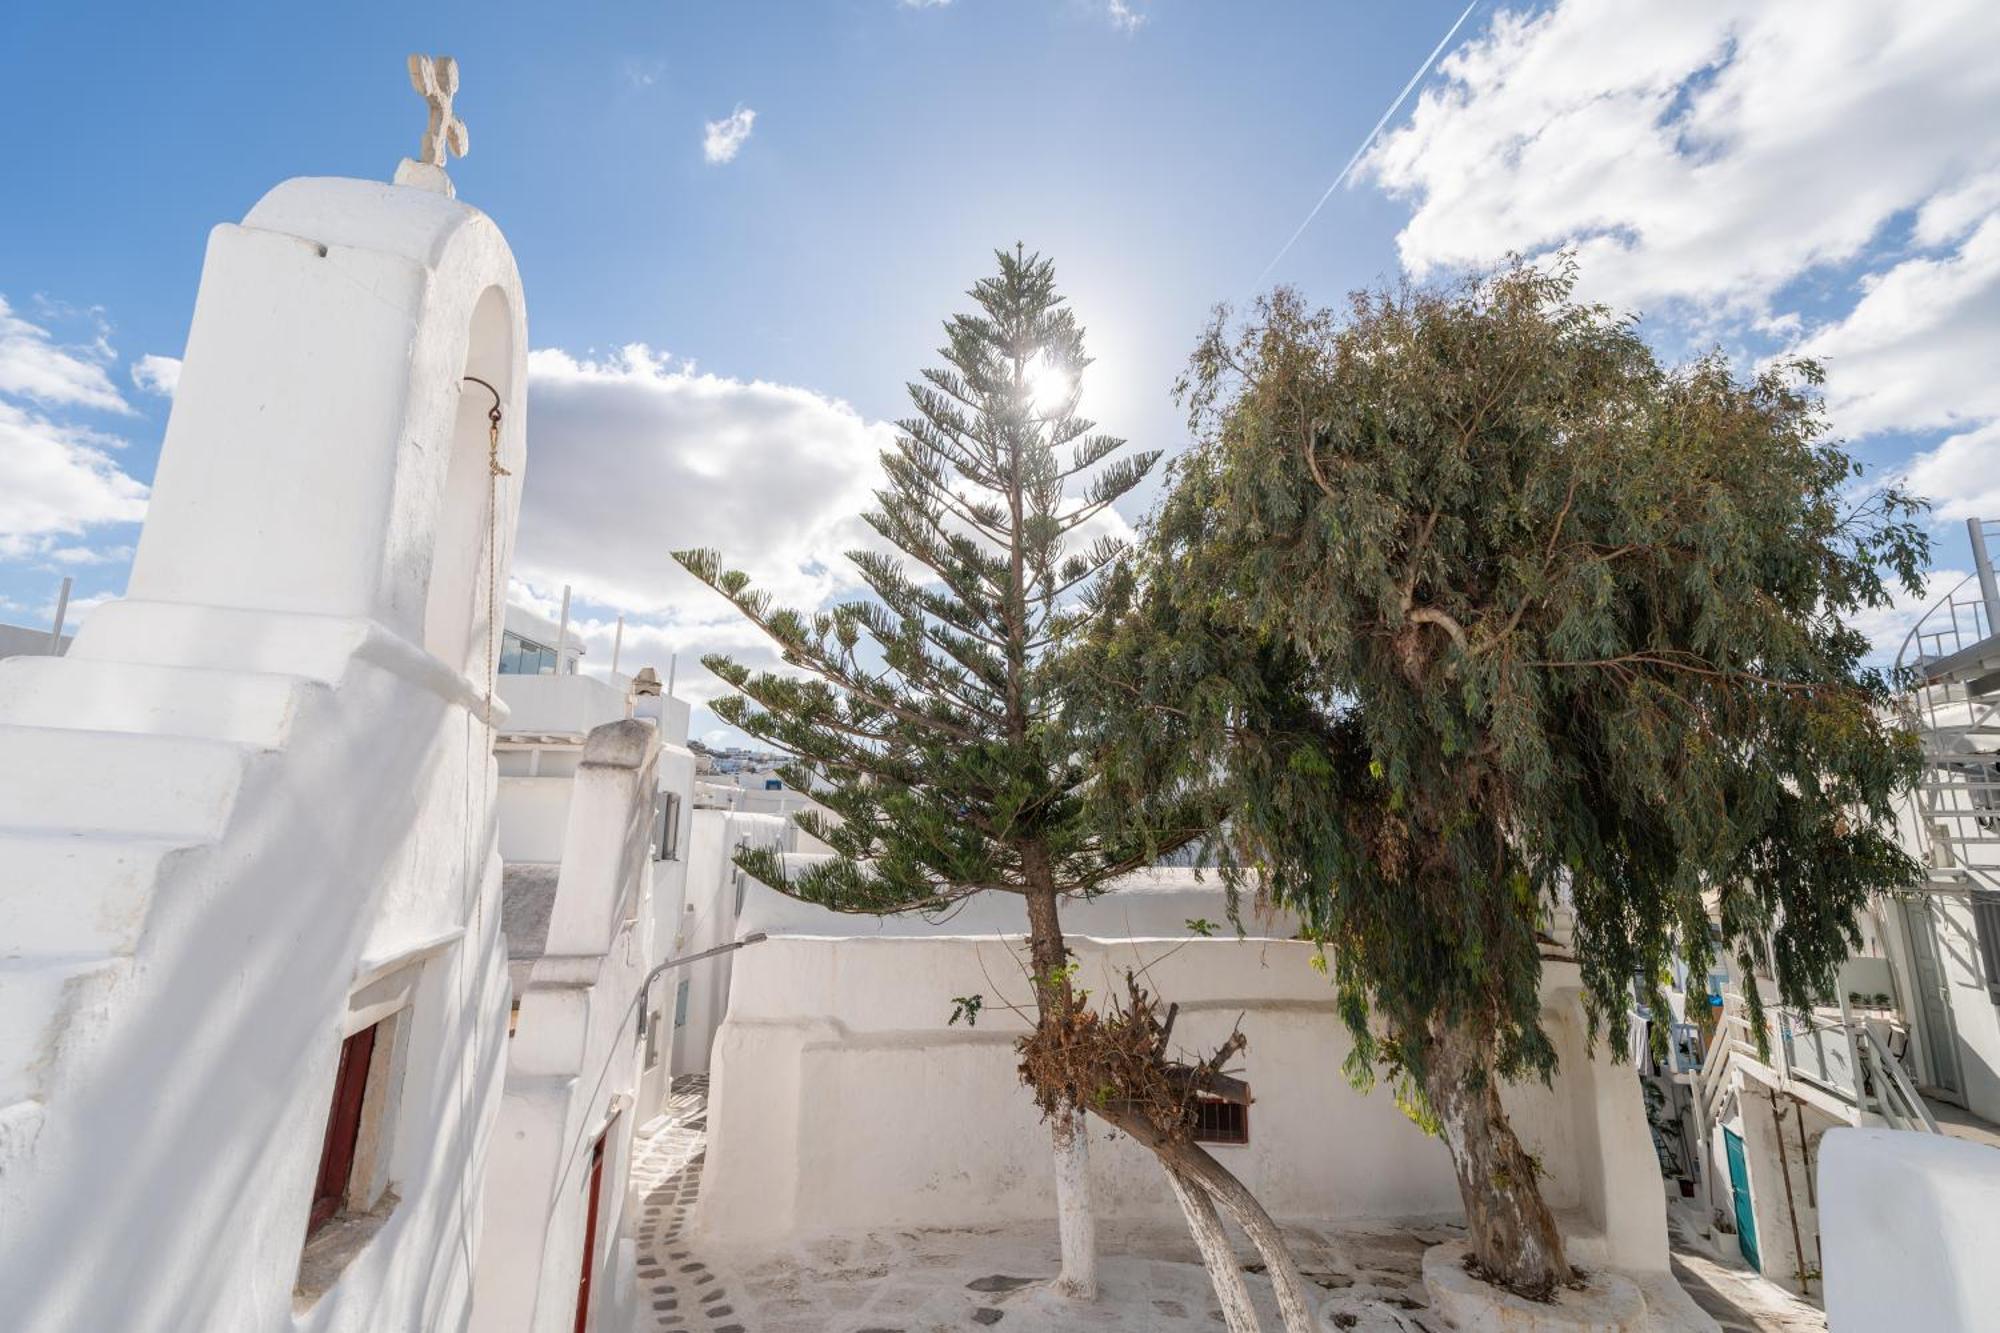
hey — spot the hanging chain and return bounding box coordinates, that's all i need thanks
[464,376,510,734]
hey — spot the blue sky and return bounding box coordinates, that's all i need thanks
[4,1,1997,742]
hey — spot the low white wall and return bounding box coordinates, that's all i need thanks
[498,673,629,738]
[1821,1127,2000,1330]
[498,776,574,864]
[698,887,1667,1273]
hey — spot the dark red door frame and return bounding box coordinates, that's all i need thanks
[573,1127,610,1333]
[308,1022,379,1237]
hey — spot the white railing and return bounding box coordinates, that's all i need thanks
[1894,521,2000,877]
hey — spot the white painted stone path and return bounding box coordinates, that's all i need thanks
[626,1080,1812,1332]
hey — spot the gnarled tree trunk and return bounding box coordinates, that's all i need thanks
[1419,1020,1570,1298]
[1100,1102,1316,1333]
[1164,1166,1261,1333]
[1021,862,1311,1329]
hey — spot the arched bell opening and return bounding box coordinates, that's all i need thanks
[423,284,516,681]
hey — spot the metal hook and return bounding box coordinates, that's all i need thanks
[462,374,503,427]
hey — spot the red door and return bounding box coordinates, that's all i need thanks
[309,1023,378,1236]
[573,1131,608,1333]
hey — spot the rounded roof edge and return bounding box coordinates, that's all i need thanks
[241,176,501,271]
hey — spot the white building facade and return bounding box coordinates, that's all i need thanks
[0,161,527,1332]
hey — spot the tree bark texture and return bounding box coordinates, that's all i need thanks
[1419,1020,1571,1298]
[1098,1104,1316,1333]
[1165,1166,1262,1333]
[1023,866,1098,1300]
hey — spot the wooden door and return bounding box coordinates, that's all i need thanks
[573,1131,608,1333]
[309,1023,378,1236]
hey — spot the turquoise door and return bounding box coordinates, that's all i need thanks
[1723,1127,1760,1271]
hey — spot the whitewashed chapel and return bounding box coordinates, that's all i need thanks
[16,53,1970,1333]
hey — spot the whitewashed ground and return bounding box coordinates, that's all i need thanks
[625,1081,1776,1332]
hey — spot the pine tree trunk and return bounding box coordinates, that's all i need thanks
[1049,1102,1097,1299]
[1098,1103,1316,1333]
[1164,1167,1263,1333]
[1419,1020,1571,1298]
[1023,862,1098,1300]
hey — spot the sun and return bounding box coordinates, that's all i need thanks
[1024,351,1074,417]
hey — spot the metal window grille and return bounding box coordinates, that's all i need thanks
[1192,1094,1249,1145]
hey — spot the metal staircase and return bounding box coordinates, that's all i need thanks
[1896,518,2000,888]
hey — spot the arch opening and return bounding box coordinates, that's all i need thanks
[423,285,515,678]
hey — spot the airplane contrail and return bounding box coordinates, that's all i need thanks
[1256,0,1485,286]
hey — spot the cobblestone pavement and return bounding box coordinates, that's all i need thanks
[631,1076,746,1333]
[627,1077,1452,1332]
[1666,1209,1826,1333]
[628,1079,1788,1331]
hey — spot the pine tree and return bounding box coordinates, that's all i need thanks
[676,248,1315,1328]
[1092,264,1929,1296]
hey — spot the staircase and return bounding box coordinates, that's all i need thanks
[1895,518,2000,896]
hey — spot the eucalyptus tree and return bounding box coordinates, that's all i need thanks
[676,248,1313,1329]
[1092,264,1928,1296]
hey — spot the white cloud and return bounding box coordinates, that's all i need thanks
[1790,214,2000,439]
[1106,0,1146,33]
[0,295,131,414]
[0,400,148,551]
[1904,421,2000,525]
[899,0,953,7]
[1365,0,2000,320]
[702,106,757,165]
[512,345,895,704]
[131,353,181,398]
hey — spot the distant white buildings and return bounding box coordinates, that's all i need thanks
[472,615,698,1333]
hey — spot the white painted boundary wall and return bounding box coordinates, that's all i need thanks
[1820,1127,2000,1331]
[700,875,1666,1274]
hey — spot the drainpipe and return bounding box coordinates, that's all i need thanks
[1972,517,2000,635]
[610,613,625,675]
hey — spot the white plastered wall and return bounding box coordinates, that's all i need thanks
[697,875,1667,1275]
[475,719,661,1333]
[1820,1127,2000,1329]
[0,174,527,1333]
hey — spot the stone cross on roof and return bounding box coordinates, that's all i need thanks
[396,55,469,197]
[408,54,469,167]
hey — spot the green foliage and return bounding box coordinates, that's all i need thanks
[949,994,985,1028]
[1089,261,1928,1094]
[674,247,1205,918]
[1184,916,1218,937]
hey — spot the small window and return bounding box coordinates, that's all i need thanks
[673,978,690,1029]
[1193,1094,1249,1145]
[309,1021,381,1237]
[1973,895,2000,1004]
[654,792,682,862]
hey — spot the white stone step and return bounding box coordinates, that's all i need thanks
[0,953,126,1106]
[0,724,256,840]
[0,655,308,748]
[0,828,200,958]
